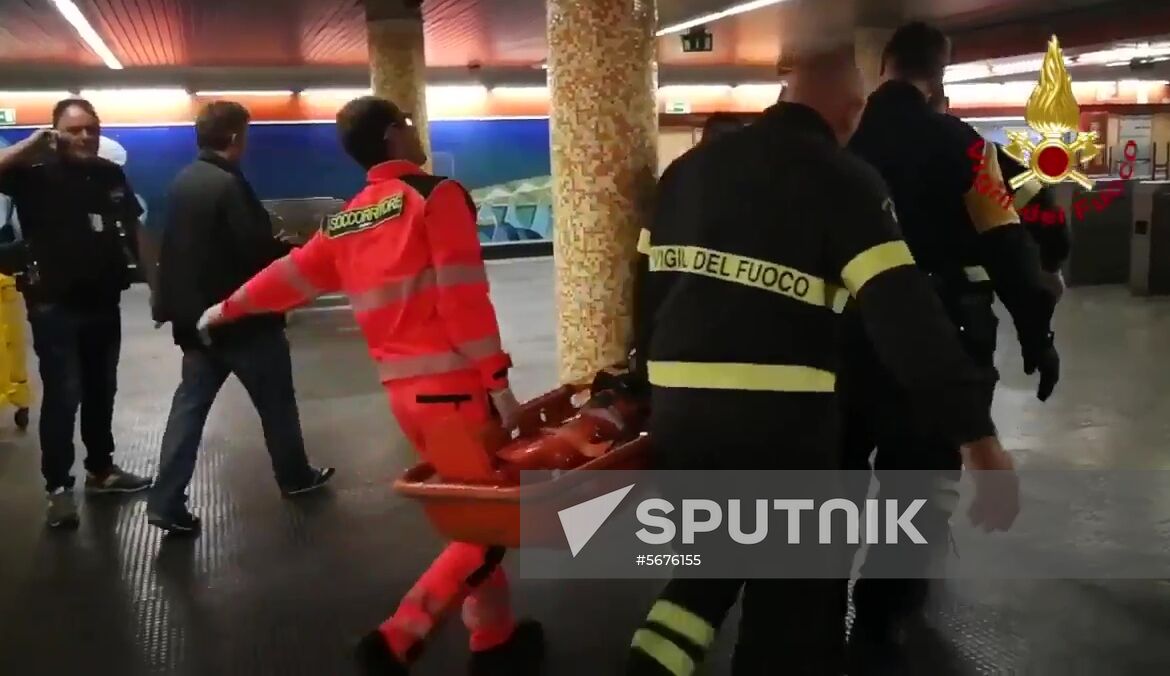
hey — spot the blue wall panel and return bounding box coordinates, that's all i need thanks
[0,118,553,243]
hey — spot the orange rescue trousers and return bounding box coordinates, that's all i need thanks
[379,370,515,662]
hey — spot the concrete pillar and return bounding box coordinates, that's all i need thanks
[547,0,659,383]
[365,0,431,166]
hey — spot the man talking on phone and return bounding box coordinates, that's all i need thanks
[0,98,152,529]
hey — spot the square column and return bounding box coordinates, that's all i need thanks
[366,0,431,166]
[547,0,659,383]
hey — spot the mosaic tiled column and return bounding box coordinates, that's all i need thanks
[547,0,658,384]
[366,0,431,166]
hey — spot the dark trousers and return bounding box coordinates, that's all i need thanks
[27,301,121,492]
[628,578,848,676]
[147,328,313,519]
[629,422,849,675]
[839,291,999,624]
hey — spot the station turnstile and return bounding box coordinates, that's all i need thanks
[1054,181,1133,287]
[1128,180,1170,296]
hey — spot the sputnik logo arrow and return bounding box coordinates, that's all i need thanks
[557,483,636,557]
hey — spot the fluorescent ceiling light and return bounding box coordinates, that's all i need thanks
[0,91,76,98]
[657,0,790,37]
[50,0,122,70]
[659,84,733,92]
[989,58,1045,77]
[1076,42,1170,66]
[428,85,487,94]
[194,90,295,97]
[490,86,547,94]
[300,88,373,97]
[79,88,189,101]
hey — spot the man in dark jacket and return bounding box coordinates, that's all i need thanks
[0,98,153,529]
[147,101,334,534]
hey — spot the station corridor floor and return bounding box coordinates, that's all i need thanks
[0,258,1168,675]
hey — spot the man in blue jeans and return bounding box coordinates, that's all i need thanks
[0,98,153,529]
[149,101,334,534]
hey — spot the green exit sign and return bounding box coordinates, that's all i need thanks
[0,109,15,126]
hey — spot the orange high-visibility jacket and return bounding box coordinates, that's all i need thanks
[219,160,511,391]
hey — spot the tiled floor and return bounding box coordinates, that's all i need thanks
[0,258,1167,675]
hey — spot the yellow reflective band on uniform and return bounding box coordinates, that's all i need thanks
[965,143,1020,233]
[647,600,716,650]
[631,629,695,676]
[637,228,652,255]
[964,266,990,283]
[648,244,846,312]
[1013,178,1043,210]
[840,240,916,296]
[647,361,835,393]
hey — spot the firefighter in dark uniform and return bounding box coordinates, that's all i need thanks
[626,46,1019,676]
[997,146,1071,300]
[929,91,1071,299]
[841,22,1060,668]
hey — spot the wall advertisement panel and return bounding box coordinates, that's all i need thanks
[0,118,554,245]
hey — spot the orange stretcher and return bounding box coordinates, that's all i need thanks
[393,382,651,549]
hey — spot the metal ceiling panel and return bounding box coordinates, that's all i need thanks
[0,0,1164,75]
[0,0,101,65]
[75,0,185,65]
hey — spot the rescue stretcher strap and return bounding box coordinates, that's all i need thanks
[840,240,916,296]
[647,361,835,392]
[647,244,848,312]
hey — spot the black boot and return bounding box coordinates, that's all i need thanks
[469,619,545,676]
[354,630,409,676]
[846,579,927,675]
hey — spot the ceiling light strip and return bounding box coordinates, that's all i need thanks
[50,0,123,70]
[194,90,296,97]
[656,0,789,37]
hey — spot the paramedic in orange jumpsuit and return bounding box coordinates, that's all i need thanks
[196,96,544,676]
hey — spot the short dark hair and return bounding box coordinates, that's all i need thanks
[195,101,251,151]
[52,98,98,127]
[881,22,950,80]
[701,113,745,142]
[336,96,408,169]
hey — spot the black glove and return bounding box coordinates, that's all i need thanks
[1022,331,1059,401]
[0,240,29,276]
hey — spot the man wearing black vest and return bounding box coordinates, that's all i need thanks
[0,98,153,529]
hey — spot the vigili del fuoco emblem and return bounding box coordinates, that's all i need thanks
[1002,35,1103,189]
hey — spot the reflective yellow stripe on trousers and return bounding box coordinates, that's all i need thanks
[647,361,836,392]
[632,630,695,676]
